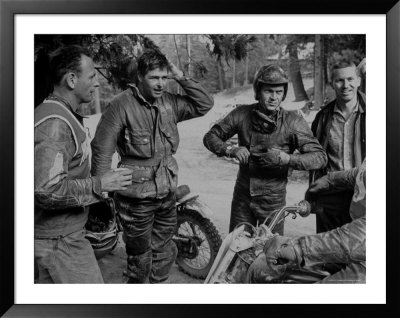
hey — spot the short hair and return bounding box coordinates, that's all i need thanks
[330,60,360,81]
[137,50,169,77]
[49,45,91,85]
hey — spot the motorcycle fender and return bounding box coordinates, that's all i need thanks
[184,198,214,219]
[204,224,253,284]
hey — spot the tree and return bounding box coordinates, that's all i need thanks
[34,34,159,111]
[314,34,325,109]
[206,34,257,89]
[286,35,310,102]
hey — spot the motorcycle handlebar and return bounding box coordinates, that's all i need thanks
[265,200,312,231]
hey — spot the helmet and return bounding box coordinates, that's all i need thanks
[85,198,119,260]
[253,65,289,101]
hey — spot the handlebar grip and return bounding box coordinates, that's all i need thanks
[297,200,311,217]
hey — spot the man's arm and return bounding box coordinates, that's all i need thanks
[203,109,239,157]
[287,115,327,171]
[35,118,103,210]
[91,101,123,176]
[167,62,214,122]
[170,78,214,122]
[306,166,360,199]
[299,216,365,266]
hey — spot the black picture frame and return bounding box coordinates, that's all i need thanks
[1,0,399,316]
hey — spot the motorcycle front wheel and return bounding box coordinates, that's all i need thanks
[175,209,222,279]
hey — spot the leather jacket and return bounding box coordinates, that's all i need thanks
[203,104,327,201]
[91,78,214,199]
[34,96,103,238]
[300,160,366,266]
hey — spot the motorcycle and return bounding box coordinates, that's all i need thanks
[85,184,222,280]
[204,200,329,284]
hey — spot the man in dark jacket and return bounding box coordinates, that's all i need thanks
[34,45,132,283]
[248,159,366,284]
[91,50,214,283]
[310,61,365,233]
[203,64,327,235]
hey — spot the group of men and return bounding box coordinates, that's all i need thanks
[34,44,366,284]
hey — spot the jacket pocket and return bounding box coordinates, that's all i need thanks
[124,128,152,158]
[116,165,156,199]
[166,159,179,192]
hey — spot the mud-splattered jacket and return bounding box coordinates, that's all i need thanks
[91,78,213,199]
[34,95,103,238]
[299,160,366,265]
[203,104,327,210]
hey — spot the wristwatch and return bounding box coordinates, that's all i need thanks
[225,146,233,158]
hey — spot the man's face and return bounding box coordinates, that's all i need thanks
[74,55,99,104]
[139,67,169,101]
[331,66,361,103]
[259,84,285,113]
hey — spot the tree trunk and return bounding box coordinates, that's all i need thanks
[232,59,236,88]
[217,61,224,90]
[287,40,309,102]
[314,34,325,110]
[173,35,182,94]
[244,45,249,85]
[186,34,191,76]
[94,88,101,114]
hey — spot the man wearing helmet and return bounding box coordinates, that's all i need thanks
[203,64,327,235]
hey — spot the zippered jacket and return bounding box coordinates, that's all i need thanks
[91,78,214,199]
[203,104,327,210]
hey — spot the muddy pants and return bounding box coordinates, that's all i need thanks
[115,192,178,283]
[230,185,285,235]
[34,229,104,284]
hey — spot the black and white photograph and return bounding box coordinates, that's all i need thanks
[2,6,399,315]
[33,33,366,285]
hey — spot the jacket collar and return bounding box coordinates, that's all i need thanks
[323,90,365,115]
[255,103,283,120]
[46,94,87,120]
[128,83,156,107]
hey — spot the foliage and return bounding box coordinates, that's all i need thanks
[34,34,366,112]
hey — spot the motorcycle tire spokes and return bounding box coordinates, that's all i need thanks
[175,210,222,279]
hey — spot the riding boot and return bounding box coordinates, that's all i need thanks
[125,250,152,283]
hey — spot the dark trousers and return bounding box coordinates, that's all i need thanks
[316,190,353,233]
[115,192,178,283]
[230,187,285,235]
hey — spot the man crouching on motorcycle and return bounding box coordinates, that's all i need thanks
[247,159,366,284]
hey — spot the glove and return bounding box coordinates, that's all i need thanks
[246,252,286,283]
[305,174,332,201]
[263,235,303,268]
[251,148,290,167]
[227,146,250,165]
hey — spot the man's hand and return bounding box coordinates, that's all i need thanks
[246,252,287,283]
[263,235,303,268]
[229,146,250,165]
[168,60,184,80]
[100,168,132,192]
[251,148,290,167]
[305,174,332,201]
